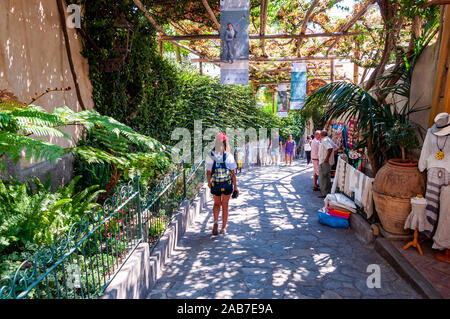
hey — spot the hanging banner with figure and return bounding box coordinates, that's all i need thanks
[220,0,249,85]
[290,62,307,110]
[276,84,288,118]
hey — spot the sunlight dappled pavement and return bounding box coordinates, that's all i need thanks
[147,160,420,299]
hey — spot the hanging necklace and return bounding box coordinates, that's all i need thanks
[436,135,449,160]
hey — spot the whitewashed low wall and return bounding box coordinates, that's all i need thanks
[100,184,208,299]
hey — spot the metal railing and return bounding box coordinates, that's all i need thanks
[0,160,205,299]
[142,160,206,252]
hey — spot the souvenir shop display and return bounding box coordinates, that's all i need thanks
[433,185,450,263]
[330,155,374,218]
[329,123,348,154]
[403,195,428,255]
[347,119,359,150]
[332,118,365,171]
[318,119,375,231]
[318,211,349,228]
[418,112,450,263]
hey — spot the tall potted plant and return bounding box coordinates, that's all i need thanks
[371,121,426,234]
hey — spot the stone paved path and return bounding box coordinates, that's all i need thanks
[147,160,421,299]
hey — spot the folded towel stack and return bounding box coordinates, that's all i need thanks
[327,207,351,220]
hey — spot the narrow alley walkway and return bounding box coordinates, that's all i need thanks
[147,160,420,299]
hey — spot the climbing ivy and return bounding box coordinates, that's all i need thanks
[77,0,280,147]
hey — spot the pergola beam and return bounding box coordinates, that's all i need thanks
[254,65,344,74]
[202,0,220,30]
[296,0,320,55]
[191,56,339,63]
[260,0,269,56]
[133,0,207,58]
[160,31,362,41]
[250,81,291,86]
[325,0,376,55]
[421,0,450,7]
[250,64,277,81]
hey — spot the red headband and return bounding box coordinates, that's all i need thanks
[217,132,227,141]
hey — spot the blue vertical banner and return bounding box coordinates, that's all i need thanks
[290,62,307,110]
[220,0,250,85]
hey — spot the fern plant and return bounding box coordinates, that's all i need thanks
[0,90,166,173]
[74,126,171,199]
[0,176,103,253]
[0,102,67,170]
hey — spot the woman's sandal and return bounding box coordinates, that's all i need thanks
[220,228,226,235]
[212,221,219,235]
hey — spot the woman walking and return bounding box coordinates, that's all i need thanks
[284,135,296,165]
[304,135,312,165]
[206,133,239,235]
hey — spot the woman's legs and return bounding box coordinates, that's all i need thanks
[212,195,221,234]
[212,193,232,234]
[306,151,311,165]
[221,194,231,231]
[289,155,293,165]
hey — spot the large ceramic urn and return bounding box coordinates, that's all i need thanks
[372,159,426,235]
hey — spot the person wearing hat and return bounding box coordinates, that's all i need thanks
[418,112,450,239]
[206,133,239,235]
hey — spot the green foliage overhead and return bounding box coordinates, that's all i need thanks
[80,0,280,148]
[279,111,305,143]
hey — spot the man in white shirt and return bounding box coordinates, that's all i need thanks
[318,130,335,198]
[311,131,321,191]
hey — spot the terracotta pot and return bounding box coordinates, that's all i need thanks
[372,159,426,235]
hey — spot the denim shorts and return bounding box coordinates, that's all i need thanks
[271,148,280,157]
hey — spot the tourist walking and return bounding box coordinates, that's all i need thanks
[311,131,321,191]
[268,130,282,165]
[318,130,335,198]
[284,135,296,165]
[304,135,312,165]
[206,133,239,235]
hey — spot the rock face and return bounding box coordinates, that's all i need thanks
[373,159,426,235]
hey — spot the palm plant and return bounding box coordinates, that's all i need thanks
[304,18,438,175]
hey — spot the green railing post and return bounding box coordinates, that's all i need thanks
[203,160,206,182]
[182,163,187,200]
[135,175,144,242]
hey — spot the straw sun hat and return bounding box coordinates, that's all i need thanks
[431,112,450,136]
